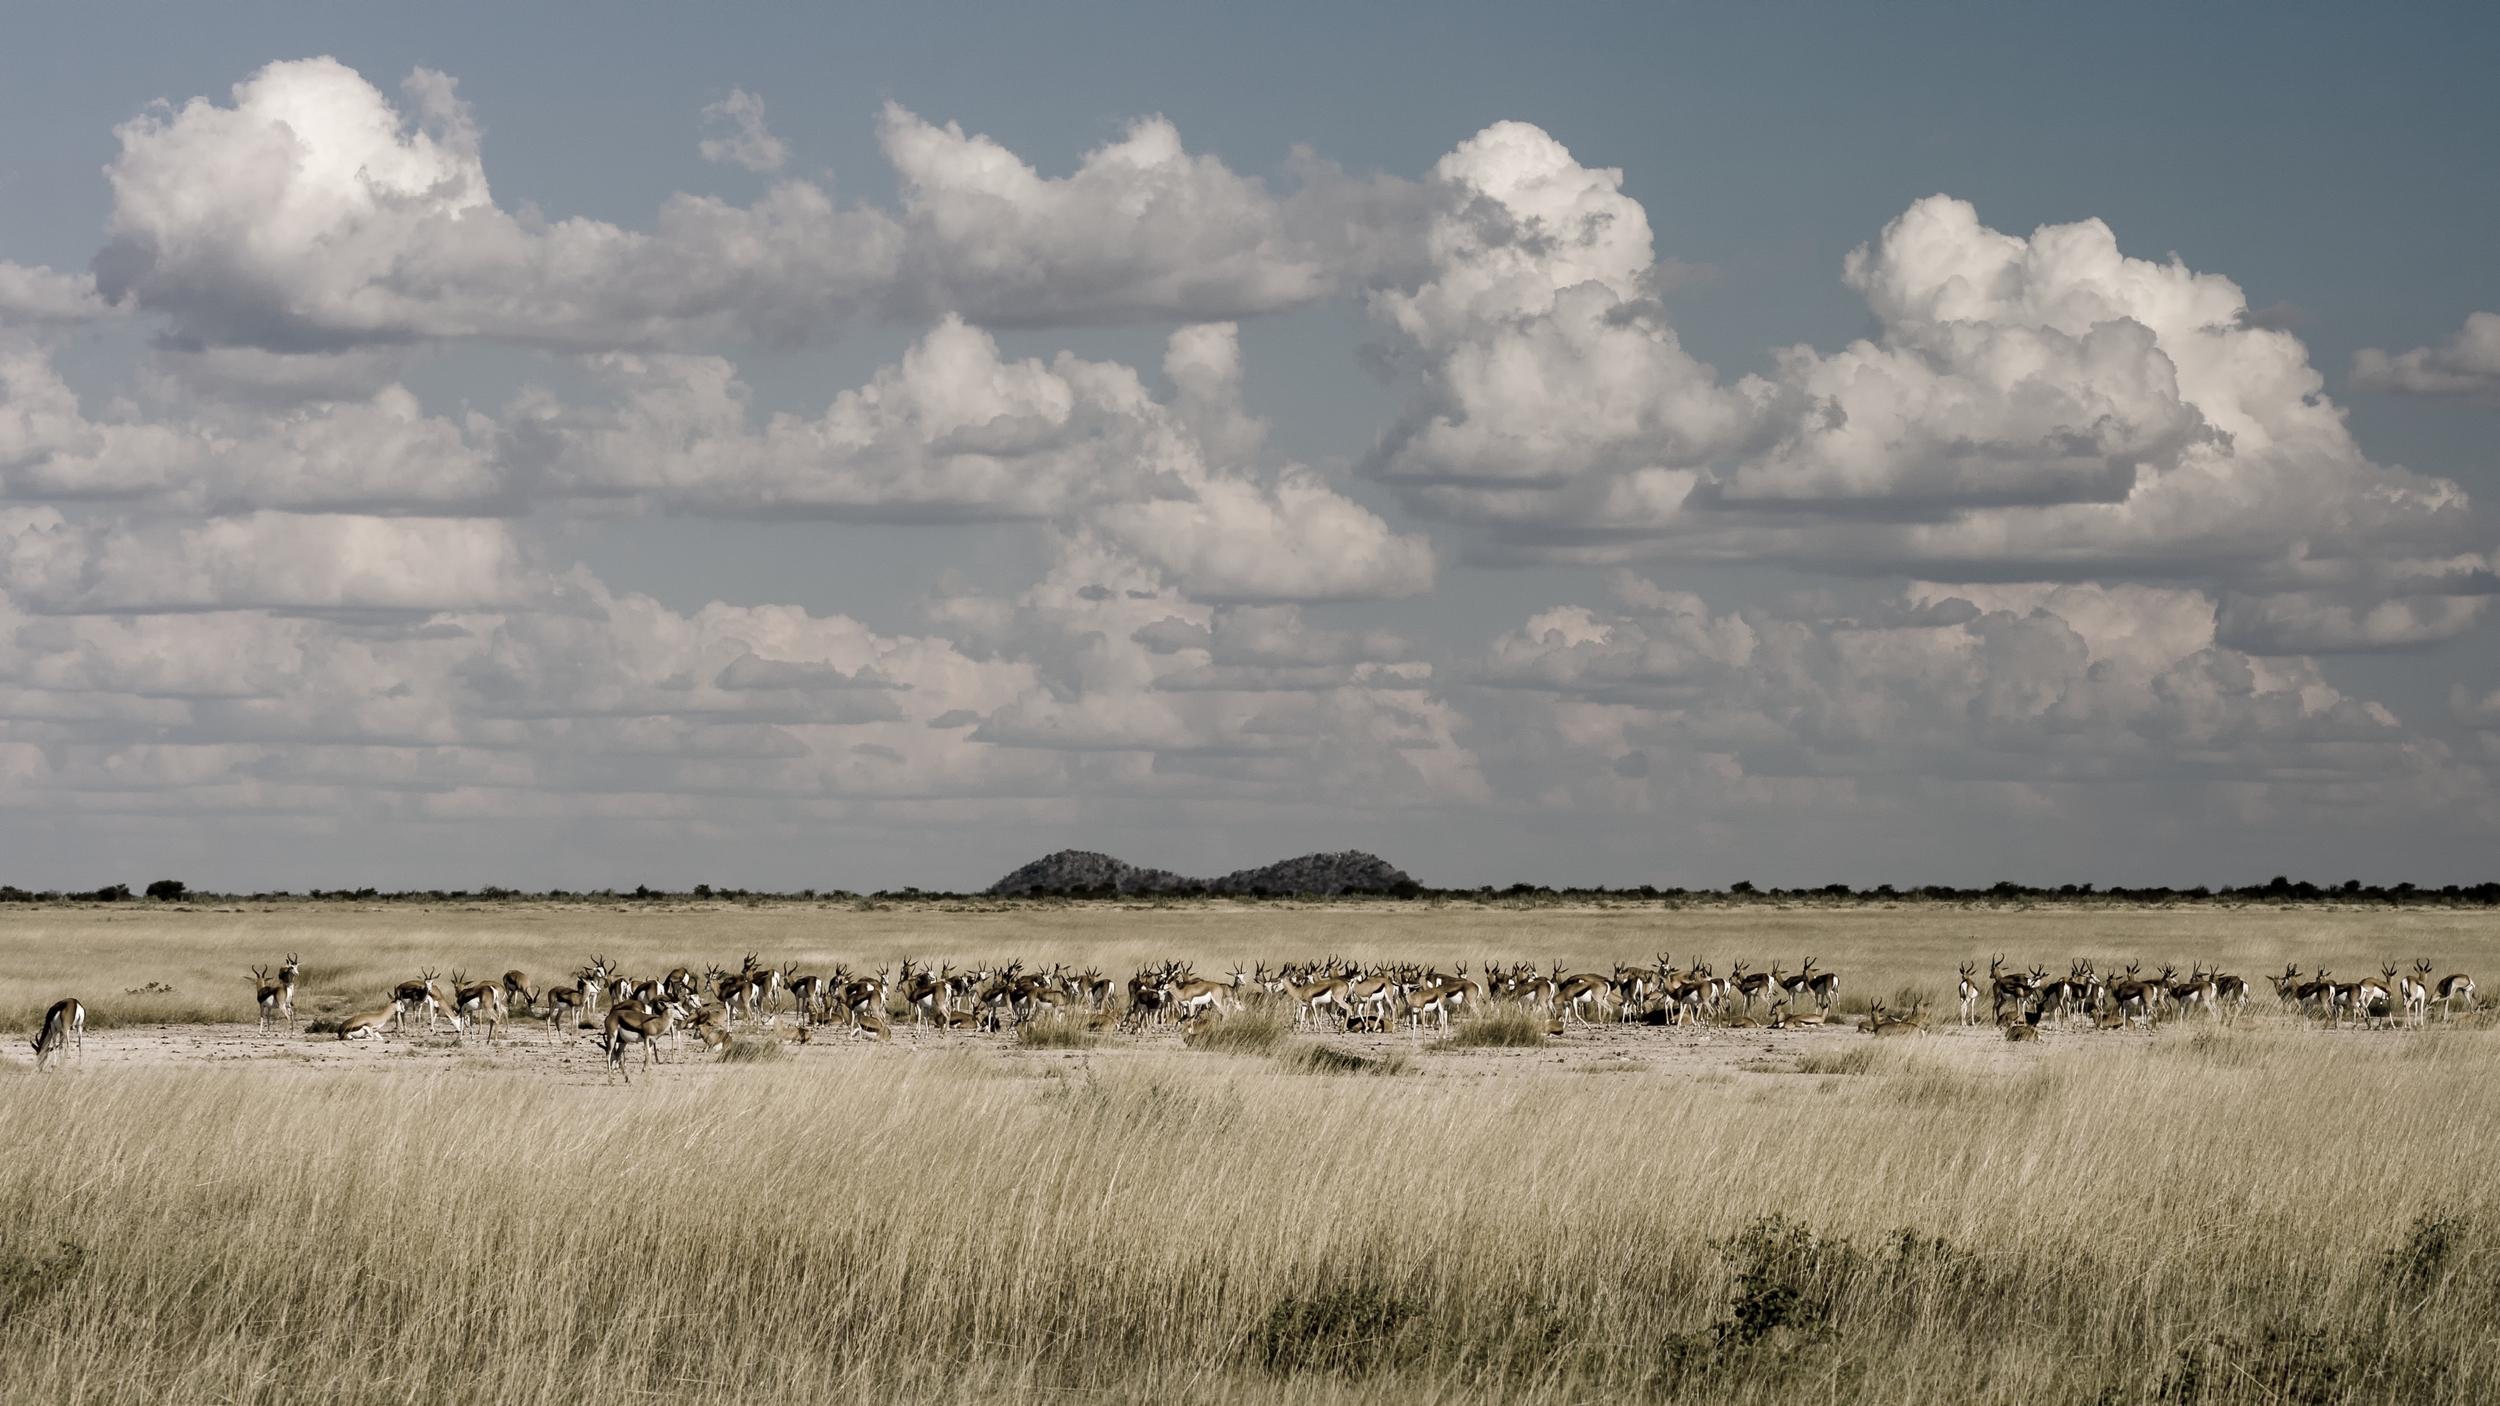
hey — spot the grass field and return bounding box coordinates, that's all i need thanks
[2,899,2496,1403]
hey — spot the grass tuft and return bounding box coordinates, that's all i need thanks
[1016,1019,1097,1049]
[1279,1042,1409,1075]
[1434,1009,1549,1048]
[1183,1009,1288,1052]
[719,1035,783,1063]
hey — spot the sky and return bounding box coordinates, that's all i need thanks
[1,1,2497,892]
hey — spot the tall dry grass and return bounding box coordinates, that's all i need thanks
[2,1024,2497,1402]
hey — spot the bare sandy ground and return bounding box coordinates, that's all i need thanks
[28,1008,2105,1084]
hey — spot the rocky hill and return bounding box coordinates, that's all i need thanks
[983,851,1194,897]
[985,849,1413,897]
[1207,851,1414,896]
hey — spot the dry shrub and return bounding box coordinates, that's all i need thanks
[1280,1042,1408,1075]
[1436,1009,1547,1048]
[1016,1019,1096,1049]
[1184,1008,1288,1052]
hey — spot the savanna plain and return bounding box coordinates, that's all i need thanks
[3,898,2496,1405]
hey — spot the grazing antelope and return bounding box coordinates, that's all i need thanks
[31,997,83,1070]
[450,974,507,1043]
[2436,969,2477,1021]
[501,970,536,1015]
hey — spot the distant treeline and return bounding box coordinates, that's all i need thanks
[6,875,2500,907]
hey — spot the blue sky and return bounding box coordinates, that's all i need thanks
[0,2,2494,890]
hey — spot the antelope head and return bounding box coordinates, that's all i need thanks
[281,953,301,982]
[251,964,271,989]
[1957,960,1975,982]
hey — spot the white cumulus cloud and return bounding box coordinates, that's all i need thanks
[2353,312,2500,403]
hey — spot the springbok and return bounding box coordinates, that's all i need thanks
[602,1000,685,1084]
[251,964,293,1033]
[1805,962,1840,1014]
[1779,960,1817,1011]
[335,1006,396,1040]
[450,974,507,1043]
[1735,961,1776,1016]
[2402,960,2433,1028]
[31,997,83,1070]
[1956,962,1981,1026]
[391,969,447,1030]
[501,970,536,1015]
[2436,969,2477,1021]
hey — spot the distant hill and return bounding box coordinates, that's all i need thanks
[985,849,1414,897]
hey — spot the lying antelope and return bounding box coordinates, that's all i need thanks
[335,1005,397,1040]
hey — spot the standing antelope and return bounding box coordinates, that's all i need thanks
[1805,962,1840,1014]
[2402,960,2433,1028]
[1956,962,1980,1026]
[251,962,298,1034]
[501,970,536,1015]
[31,997,83,1070]
[602,1000,685,1084]
[392,969,446,1030]
[1778,959,1818,1011]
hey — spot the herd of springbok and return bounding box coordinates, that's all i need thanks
[1953,954,2480,1040]
[18,947,2484,1075]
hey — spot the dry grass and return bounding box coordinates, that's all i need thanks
[1436,1009,1550,1048]
[0,1031,2495,1402]
[3,902,2499,1402]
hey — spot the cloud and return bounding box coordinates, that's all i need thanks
[878,105,1339,325]
[95,58,902,352]
[0,344,505,512]
[699,89,788,173]
[0,264,123,325]
[1362,122,1761,522]
[1467,575,2459,825]
[1378,190,2489,632]
[0,509,534,614]
[2352,312,2500,403]
[535,318,1432,603]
